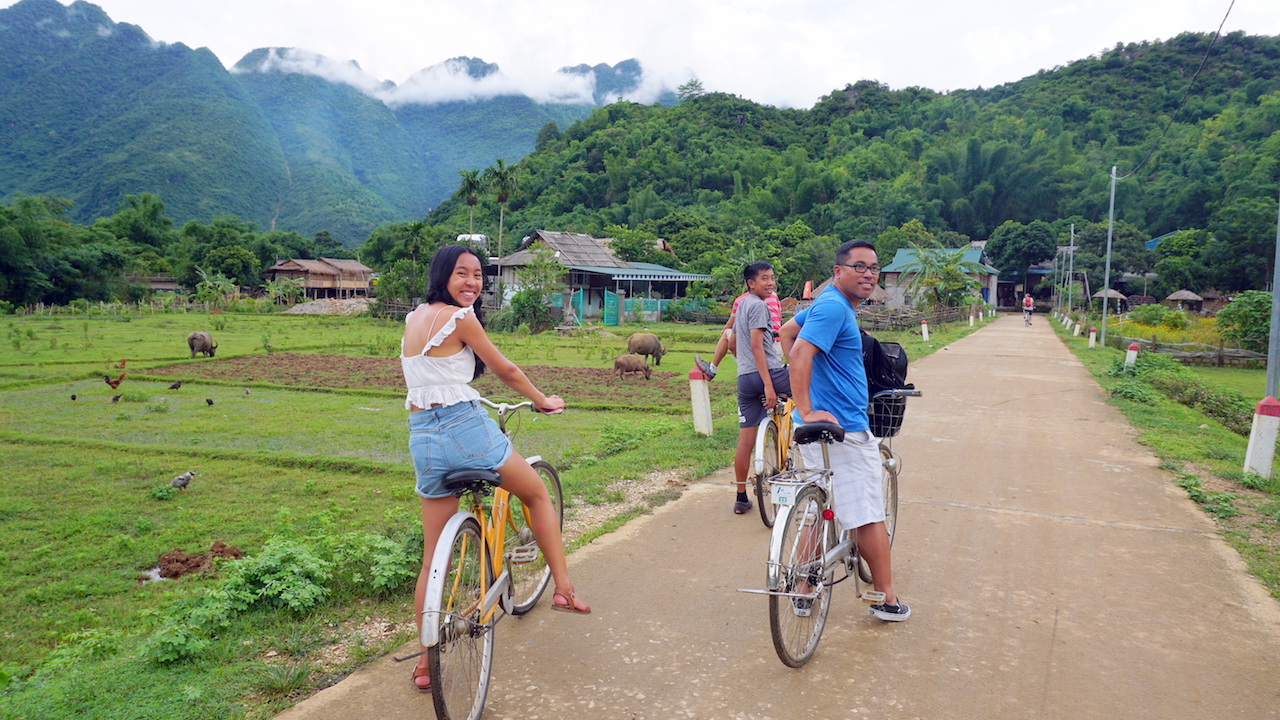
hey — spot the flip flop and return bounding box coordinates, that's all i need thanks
[412,665,431,692]
[551,591,591,615]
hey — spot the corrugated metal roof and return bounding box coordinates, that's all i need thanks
[505,230,628,268]
[881,248,998,275]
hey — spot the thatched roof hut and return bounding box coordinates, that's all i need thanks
[1092,288,1127,300]
[1165,289,1204,312]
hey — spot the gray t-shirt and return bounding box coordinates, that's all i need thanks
[735,292,783,376]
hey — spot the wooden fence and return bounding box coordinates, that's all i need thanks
[1106,334,1267,367]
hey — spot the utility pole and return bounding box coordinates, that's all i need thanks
[1068,224,1076,313]
[1268,186,1280,399]
[1100,168,1118,347]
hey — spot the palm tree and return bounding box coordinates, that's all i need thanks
[898,241,986,308]
[403,221,428,265]
[456,169,484,235]
[483,159,519,302]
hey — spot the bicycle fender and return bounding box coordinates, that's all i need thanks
[751,422,771,475]
[765,503,793,591]
[421,511,479,648]
[524,454,543,465]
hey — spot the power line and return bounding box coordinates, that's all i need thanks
[1118,0,1236,181]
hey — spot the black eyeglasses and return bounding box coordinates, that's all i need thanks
[837,262,881,275]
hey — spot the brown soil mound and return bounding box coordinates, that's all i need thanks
[152,541,243,580]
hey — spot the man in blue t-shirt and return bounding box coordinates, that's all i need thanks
[779,239,910,622]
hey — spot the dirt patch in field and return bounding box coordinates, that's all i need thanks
[141,541,243,582]
[150,353,704,407]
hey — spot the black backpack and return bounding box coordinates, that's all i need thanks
[862,331,911,437]
[862,331,908,395]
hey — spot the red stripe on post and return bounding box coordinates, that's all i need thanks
[1256,396,1280,417]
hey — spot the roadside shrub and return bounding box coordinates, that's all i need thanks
[1216,290,1271,342]
[1147,374,1252,435]
[1130,303,1167,326]
[1109,380,1159,405]
[1161,310,1188,330]
[0,300,13,315]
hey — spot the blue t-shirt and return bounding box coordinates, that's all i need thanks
[791,286,868,432]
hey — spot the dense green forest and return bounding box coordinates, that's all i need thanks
[3,15,1280,308]
[411,32,1280,300]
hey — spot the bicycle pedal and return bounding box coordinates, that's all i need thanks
[861,590,886,604]
[509,544,540,564]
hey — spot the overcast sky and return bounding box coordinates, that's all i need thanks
[10,0,1280,107]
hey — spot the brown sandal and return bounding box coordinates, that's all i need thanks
[412,665,431,692]
[551,591,591,615]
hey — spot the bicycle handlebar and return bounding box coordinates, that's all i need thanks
[871,387,921,400]
[477,397,563,416]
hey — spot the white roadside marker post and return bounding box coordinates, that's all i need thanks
[1125,342,1139,368]
[1073,320,1082,337]
[1088,327,1097,348]
[689,366,713,436]
[1244,397,1280,479]
[921,319,930,342]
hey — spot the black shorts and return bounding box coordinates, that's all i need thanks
[737,367,792,428]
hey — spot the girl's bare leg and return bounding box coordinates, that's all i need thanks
[496,453,590,612]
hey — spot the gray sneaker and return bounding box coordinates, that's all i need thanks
[694,354,716,380]
[868,600,911,622]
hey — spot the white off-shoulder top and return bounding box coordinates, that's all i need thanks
[401,305,481,410]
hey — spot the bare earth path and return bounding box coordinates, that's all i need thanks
[277,315,1280,720]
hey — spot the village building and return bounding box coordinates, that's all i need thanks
[494,230,709,323]
[879,247,1000,307]
[263,258,373,299]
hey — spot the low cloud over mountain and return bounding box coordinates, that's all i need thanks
[233,47,677,107]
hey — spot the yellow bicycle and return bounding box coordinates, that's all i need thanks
[414,398,563,720]
[752,394,799,528]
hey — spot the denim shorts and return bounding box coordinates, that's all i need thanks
[736,366,791,428]
[407,401,513,499]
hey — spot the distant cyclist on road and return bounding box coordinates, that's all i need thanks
[1022,294,1033,325]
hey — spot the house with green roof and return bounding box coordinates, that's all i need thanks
[879,247,1000,307]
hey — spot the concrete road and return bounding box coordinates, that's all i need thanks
[277,315,1280,720]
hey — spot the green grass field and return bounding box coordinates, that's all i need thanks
[0,308,985,719]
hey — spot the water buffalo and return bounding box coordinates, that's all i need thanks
[626,332,666,366]
[612,353,651,380]
[187,332,218,358]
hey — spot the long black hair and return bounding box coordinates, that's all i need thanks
[424,244,487,379]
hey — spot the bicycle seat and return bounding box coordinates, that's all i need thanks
[442,468,503,496]
[794,421,845,445]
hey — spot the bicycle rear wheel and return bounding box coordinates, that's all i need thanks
[858,444,899,584]
[768,485,833,668]
[755,420,780,528]
[506,460,563,614]
[427,518,494,720]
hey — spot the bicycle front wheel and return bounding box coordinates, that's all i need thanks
[858,444,900,584]
[506,460,563,614]
[427,517,494,720]
[768,485,833,668]
[755,420,780,528]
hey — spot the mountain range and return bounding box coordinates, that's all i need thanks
[0,0,678,244]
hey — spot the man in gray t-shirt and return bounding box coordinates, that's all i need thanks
[730,261,791,515]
